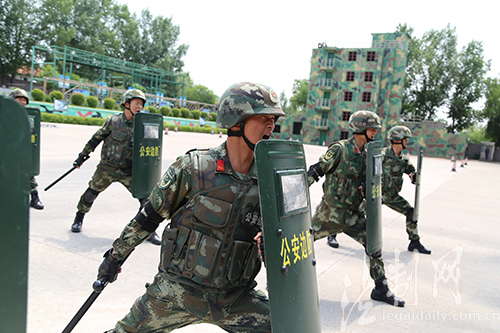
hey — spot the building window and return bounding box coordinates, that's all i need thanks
[362,92,371,102]
[364,72,373,82]
[292,122,302,135]
[344,91,353,102]
[273,124,281,133]
[342,111,351,121]
[367,51,376,61]
[348,51,357,61]
[340,131,349,140]
[346,71,355,82]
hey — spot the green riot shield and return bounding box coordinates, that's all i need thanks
[413,146,423,222]
[255,140,321,333]
[0,96,30,332]
[131,112,163,199]
[26,107,41,176]
[365,141,383,255]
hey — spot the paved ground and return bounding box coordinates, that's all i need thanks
[26,123,500,332]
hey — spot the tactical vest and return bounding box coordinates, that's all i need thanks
[100,114,133,169]
[323,138,365,210]
[160,149,262,291]
[381,147,405,194]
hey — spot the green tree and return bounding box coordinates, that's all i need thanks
[289,79,308,112]
[447,40,490,133]
[279,91,291,114]
[38,0,76,47]
[483,78,500,145]
[0,0,40,85]
[186,85,217,104]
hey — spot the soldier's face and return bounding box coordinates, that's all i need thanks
[244,115,276,144]
[366,127,377,140]
[15,97,27,107]
[128,99,144,115]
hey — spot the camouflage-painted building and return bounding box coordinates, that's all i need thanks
[274,32,408,146]
[274,31,467,159]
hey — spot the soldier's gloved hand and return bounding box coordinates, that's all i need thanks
[307,163,324,182]
[360,182,367,197]
[409,172,416,184]
[254,231,266,265]
[73,153,89,168]
[97,248,123,283]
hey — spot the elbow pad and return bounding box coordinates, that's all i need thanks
[87,135,102,149]
[134,201,165,232]
[307,162,324,182]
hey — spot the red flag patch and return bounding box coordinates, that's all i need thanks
[217,159,225,172]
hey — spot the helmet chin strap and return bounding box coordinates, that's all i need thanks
[227,122,255,151]
[363,130,374,143]
[390,140,406,149]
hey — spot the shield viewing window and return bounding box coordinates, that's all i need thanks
[277,170,309,216]
[143,124,159,139]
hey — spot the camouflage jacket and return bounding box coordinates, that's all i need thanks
[113,142,262,292]
[381,146,415,197]
[81,112,133,169]
[308,137,366,210]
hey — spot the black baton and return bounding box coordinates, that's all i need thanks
[44,166,77,191]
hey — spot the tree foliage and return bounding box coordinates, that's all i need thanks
[186,85,217,104]
[398,23,490,132]
[483,78,500,145]
[290,79,308,112]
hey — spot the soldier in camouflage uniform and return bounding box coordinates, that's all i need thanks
[382,125,431,254]
[71,89,161,245]
[9,88,44,210]
[97,82,284,332]
[308,110,405,307]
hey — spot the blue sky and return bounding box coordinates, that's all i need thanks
[118,0,497,107]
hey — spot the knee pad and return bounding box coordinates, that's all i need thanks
[83,187,100,204]
[405,208,415,223]
[366,249,382,258]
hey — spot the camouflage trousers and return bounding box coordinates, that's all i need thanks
[312,200,385,281]
[77,163,134,213]
[383,194,420,241]
[30,176,38,193]
[107,273,271,333]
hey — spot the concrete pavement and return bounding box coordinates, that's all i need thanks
[27,123,500,332]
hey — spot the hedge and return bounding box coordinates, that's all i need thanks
[104,98,116,110]
[31,89,45,101]
[180,108,190,118]
[50,90,64,101]
[160,106,171,116]
[71,92,86,106]
[87,96,99,108]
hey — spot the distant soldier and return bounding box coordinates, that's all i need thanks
[71,89,160,245]
[96,82,284,332]
[308,111,404,307]
[381,125,431,254]
[9,88,44,210]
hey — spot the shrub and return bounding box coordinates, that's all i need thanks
[209,112,217,122]
[50,90,64,101]
[191,110,201,120]
[180,108,190,118]
[171,108,180,117]
[104,98,116,110]
[87,96,99,108]
[160,106,171,116]
[44,95,53,103]
[148,106,158,114]
[41,112,105,126]
[71,92,86,106]
[113,103,120,110]
[31,89,45,101]
[200,111,208,119]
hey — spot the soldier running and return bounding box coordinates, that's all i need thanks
[71,89,160,245]
[9,88,44,210]
[96,82,284,332]
[308,110,405,307]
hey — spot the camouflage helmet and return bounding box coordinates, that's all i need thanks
[348,110,381,133]
[388,125,412,141]
[121,89,146,107]
[216,82,286,129]
[9,88,30,105]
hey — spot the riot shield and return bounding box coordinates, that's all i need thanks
[0,96,30,332]
[131,113,163,199]
[26,107,41,176]
[413,146,423,222]
[365,141,383,255]
[255,140,321,333]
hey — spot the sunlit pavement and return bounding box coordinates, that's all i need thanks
[28,123,500,332]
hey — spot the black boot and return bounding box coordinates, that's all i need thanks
[371,278,405,307]
[327,234,339,248]
[30,191,44,210]
[408,239,431,254]
[71,211,85,233]
[146,231,161,245]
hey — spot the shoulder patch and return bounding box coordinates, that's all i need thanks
[324,143,341,161]
[159,167,176,189]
